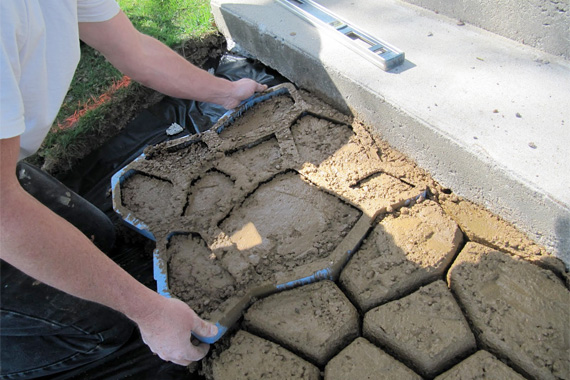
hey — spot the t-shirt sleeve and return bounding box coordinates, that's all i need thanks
[77,0,121,23]
[0,5,26,139]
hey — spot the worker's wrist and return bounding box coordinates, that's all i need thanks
[119,286,166,325]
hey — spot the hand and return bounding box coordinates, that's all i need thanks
[221,78,268,109]
[136,297,218,366]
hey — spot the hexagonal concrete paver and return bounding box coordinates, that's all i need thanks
[209,330,320,380]
[363,280,476,378]
[448,243,570,380]
[243,280,359,366]
[434,350,526,380]
[324,337,422,380]
[340,200,463,312]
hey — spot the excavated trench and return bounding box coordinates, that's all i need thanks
[116,85,569,379]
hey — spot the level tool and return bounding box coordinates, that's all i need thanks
[278,0,405,71]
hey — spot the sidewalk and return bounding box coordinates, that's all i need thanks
[211,0,570,264]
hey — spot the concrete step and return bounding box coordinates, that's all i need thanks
[211,0,570,264]
[403,0,569,59]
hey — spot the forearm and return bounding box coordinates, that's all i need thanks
[127,34,236,104]
[79,12,263,110]
[0,184,161,324]
[1,134,215,363]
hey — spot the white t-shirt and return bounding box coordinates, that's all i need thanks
[0,0,121,160]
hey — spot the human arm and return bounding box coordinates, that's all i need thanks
[0,137,216,365]
[78,11,267,109]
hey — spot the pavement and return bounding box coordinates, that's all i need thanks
[210,0,570,265]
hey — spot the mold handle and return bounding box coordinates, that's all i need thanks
[192,322,227,344]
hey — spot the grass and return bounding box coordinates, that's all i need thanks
[120,0,215,46]
[34,0,215,172]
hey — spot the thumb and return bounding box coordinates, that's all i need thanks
[193,318,218,338]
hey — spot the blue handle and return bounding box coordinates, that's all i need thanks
[192,322,227,344]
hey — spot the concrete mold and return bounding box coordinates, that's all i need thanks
[111,83,428,342]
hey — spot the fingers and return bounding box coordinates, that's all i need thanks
[193,317,218,338]
[168,341,210,366]
[137,297,218,366]
[256,82,268,92]
[187,341,211,362]
[148,335,211,366]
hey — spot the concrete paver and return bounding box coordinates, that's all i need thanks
[447,242,570,380]
[168,234,235,317]
[243,280,359,366]
[324,337,422,380]
[363,280,477,377]
[340,200,463,312]
[209,330,320,380]
[434,350,526,380]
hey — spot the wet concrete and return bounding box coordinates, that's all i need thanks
[244,280,359,366]
[115,85,569,379]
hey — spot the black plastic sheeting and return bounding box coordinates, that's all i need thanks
[48,55,286,380]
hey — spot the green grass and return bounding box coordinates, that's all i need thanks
[119,0,215,46]
[54,48,124,128]
[54,0,214,127]
[34,0,215,171]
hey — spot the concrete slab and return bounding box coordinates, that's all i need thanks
[363,280,477,377]
[211,0,570,264]
[447,243,570,380]
[324,337,422,380]
[403,0,570,58]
